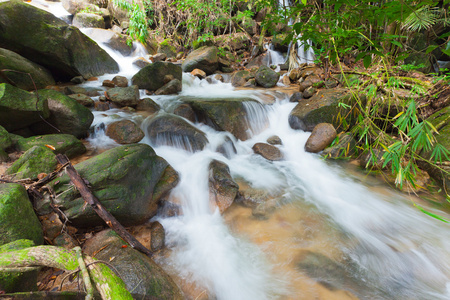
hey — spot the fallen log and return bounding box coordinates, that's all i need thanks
[55,154,152,257]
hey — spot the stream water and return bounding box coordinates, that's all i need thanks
[32,2,450,298]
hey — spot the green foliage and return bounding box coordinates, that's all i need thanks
[113,0,149,45]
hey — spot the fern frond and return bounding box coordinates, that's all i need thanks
[402,6,441,32]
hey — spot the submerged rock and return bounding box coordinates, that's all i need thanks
[0,0,119,81]
[146,114,208,152]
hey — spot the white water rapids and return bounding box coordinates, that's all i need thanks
[36,3,450,297]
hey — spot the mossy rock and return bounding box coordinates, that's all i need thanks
[16,134,86,159]
[83,229,183,299]
[157,39,177,58]
[0,83,50,132]
[73,12,105,29]
[0,0,119,81]
[30,89,94,138]
[42,144,178,227]
[289,88,362,132]
[0,239,39,293]
[5,146,57,180]
[271,33,289,53]
[0,125,12,150]
[132,62,182,92]
[231,70,252,87]
[105,85,140,107]
[255,65,280,88]
[0,48,55,90]
[182,46,219,75]
[183,97,266,141]
[0,184,44,246]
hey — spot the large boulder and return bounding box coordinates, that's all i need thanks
[182,46,219,75]
[106,85,140,107]
[81,28,132,56]
[42,144,178,227]
[0,183,44,246]
[5,145,57,180]
[83,229,183,299]
[289,88,360,132]
[132,62,182,92]
[304,123,337,153]
[0,48,55,90]
[255,65,280,88]
[30,89,94,138]
[62,0,95,15]
[146,114,208,152]
[0,0,119,81]
[183,97,267,141]
[16,134,86,158]
[208,160,239,214]
[0,83,49,132]
[105,120,145,144]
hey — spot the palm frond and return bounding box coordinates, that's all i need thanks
[402,6,441,32]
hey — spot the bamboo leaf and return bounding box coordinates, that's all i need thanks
[414,204,449,223]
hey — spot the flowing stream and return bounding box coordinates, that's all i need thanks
[37,3,450,297]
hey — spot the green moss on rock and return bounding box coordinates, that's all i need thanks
[5,146,57,180]
[16,134,86,158]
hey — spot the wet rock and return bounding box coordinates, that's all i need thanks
[68,93,95,107]
[0,83,50,132]
[216,136,237,158]
[0,1,119,81]
[0,125,12,151]
[53,232,78,249]
[70,76,85,84]
[42,144,178,227]
[255,65,280,88]
[0,48,55,90]
[136,97,160,114]
[133,56,151,68]
[155,79,182,95]
[83,229,183,299]
[63,86,101,97]
[289,88,359,132]
[272,33,289,52]
[183,97,266,141]
[302,86,317,98]
[244,78,257,87]
[305,123,337,153]
[16,134,86,158]
[209,160,239,213]
[267,135,282,145]
[102,79,115,87]
[281,75,291,86]
[252,198,278,219]
[173,103,196,122]
[252,142,283,161]
[112,75,128,87]
[289,68,301,82]
[132,62,182,92]
[73,12,105,28]
[106,85,140,107]
[289,92,303,102]
[299,75,323,92]
[0,184,43,246]
[182,46,219,75]
[150,221,165,252]
[146,114,208,152]
[299,66,324,79]
[322,132,357,159]
[32,89,94,138]
[5,146,57,180]
[105,120,144,144]
[95,101,110,111]
[158,39,177,58]
[231,70,252,87]
[191,68,206,79]
[0,239,39,293]
[151,53,167,62]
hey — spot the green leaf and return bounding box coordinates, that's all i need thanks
[414,204,449,223]
[363,55,372,68]
[426,45,439,54]
[391,40,403,48]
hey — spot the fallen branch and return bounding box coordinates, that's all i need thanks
[55,154,152,257]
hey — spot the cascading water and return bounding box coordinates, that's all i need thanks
[42,4,450,298]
